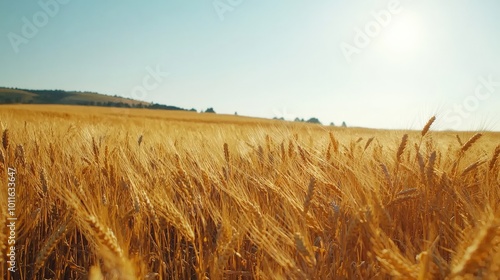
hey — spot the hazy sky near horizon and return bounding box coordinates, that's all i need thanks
[1,0,499,131]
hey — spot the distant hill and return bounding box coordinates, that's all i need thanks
[0,87,194,111]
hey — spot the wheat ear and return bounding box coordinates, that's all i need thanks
[421,116,436,137]
[461,133,482,153]
[397,134,408,163]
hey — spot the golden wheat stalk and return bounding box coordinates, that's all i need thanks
[303,177,316,216]
[426,151,436,182]
[34,218,74,273]
[387,192,419,207]
[364,137,375,151]
[92,137,99,163]
[421,116,436,137]
[294,232,316,266]
[2,129,9,150]
[214,224,238,276]
[489,145,500,171]
[288,140,294,158]
[280,141,286,161]
[86,215,123,258]
[142,190,160,226]
[223,142,230,164]
[396,134,409,163]
[0,148,4,166]
[451,217,500,277]
[329,131,339,153]
[40,168,48,193]
[15,144,26,167]
[377,249,418,279]
[461,159,486,176]
[417,152,425,181]
[380,163,392,188]
[461,133,482,153]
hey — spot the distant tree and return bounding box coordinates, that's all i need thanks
[234,112,238,115]
[306,117,321,124]
[341,121,347,127]
[205,107,216,113]
[330,122,335,126]
[189,108,197,112]
[148,103,184,111]
[294,117,302,122]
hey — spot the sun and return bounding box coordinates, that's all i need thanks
[381,13,421,54]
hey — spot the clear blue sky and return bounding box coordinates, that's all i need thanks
[1,0,499,131]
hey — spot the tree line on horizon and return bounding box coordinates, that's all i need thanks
[1,88,348,126]
[273,116,347,127]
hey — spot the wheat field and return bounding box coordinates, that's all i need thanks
[0,105,499,279]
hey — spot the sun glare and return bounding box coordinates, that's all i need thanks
[382,14,421,54]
